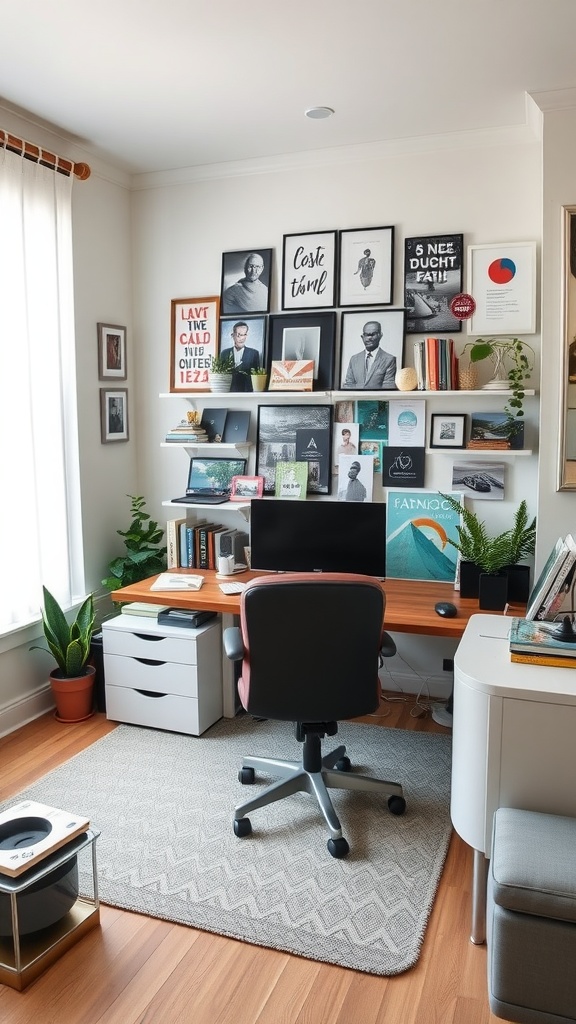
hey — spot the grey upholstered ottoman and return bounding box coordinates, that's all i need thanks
[487,808,576,1024]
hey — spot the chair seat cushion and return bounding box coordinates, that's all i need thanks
[491,808,576,924]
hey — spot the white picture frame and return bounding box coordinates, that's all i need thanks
[467,241,537,335]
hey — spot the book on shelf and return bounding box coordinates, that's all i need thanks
[166,516,186,568]
[412,338,455,390]
[150,573,204,592]
[525,534,576,620]
[510,650,576,669]
[509,616,576,657]
[121,602,170,617]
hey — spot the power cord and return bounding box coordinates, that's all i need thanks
[377,648,451,719]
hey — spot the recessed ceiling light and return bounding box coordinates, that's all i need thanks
[305,106,335,120]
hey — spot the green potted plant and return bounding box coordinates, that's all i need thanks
[460,337,535,443]
[250,366,267,392]
[102,494,167,594]
[440,495,536,608]
[30,587,96,722]
[208,352,235,392]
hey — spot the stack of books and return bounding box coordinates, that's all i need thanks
[166,516,248,570]
[509,616,576,668]
[165,419,209,443]
[525,534,576,621]
[413,338,458,390]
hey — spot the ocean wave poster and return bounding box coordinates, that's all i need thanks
[385,489,463,582]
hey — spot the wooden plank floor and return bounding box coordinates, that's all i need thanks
[0,703,500,1024]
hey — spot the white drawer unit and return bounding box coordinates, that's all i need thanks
[102,614,222,736]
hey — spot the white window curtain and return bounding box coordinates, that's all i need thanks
[0,148,84,633]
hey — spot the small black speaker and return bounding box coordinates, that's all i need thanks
[219,534,233,557]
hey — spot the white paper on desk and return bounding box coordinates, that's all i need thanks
[388,400,426,447]
[150,573,204,591]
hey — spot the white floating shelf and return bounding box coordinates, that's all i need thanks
[160,389,536,401]
[425,448,534,456]
[161,442,250,456]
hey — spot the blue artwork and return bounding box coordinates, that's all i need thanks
[385,489,463,582]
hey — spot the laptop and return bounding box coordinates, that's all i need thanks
[172,456,247,504]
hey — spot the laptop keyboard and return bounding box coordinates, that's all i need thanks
[172,494,230,504]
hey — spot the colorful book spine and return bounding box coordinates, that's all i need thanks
[510,651,576,669]
[166,516,185,568]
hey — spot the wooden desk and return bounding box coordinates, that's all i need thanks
[112,569,525,639]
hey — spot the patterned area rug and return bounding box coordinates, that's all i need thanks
[6,717,452,975]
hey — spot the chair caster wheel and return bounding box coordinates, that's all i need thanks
[335,756,351,772]
[238,767,255,784]
[388,795,406,815]
[327,837,350,858]
[234,817,252,837]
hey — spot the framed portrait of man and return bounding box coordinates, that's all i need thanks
[220,248,272,316]
[339,309,406,391]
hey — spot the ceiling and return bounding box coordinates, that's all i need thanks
[1,0,576,175]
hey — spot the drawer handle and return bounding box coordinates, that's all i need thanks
[134,657,166,667]
[134,689,168,698]
[133,633,164,642]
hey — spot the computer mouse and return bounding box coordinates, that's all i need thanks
[435,601,457,618]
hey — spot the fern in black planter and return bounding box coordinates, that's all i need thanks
[102,494,167,593]
[439,494,536,606]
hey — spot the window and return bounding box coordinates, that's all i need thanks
[0,148,84,634]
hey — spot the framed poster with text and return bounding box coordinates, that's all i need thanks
[404,233,463,335]
[170,296,219,392]
[467,241,537,335]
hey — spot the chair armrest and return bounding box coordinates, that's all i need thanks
[223,626,244,661]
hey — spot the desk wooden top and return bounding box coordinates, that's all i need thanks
[111,570,526,639]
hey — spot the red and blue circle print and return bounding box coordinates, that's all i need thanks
[488,257,516,284]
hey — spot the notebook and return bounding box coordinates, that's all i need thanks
[172,456,247,504]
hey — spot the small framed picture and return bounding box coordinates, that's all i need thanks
[220,249,272,316]
[338,226,394,307]
[97,323,127,380]
[170,296,219,392]
[339,309,405,390]
[282,230,337,310]
[268,311,336,391]
[100,388,129,443]
[429,413,466,449]
[230,475,264,501]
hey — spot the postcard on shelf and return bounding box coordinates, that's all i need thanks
[332,422,359,470]
[275,461,308,499]
[387,399,426,447]
[451,460,505,500]
[385,489,463,582]
[337,454,374,502]
[269,360,314,391]
[468,412,525,450]
[382,447,425,488]
[509,616,576,656]
[356,400,389,442]
[359,440,383,473]
[150,573,204,591]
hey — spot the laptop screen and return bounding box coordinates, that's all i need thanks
[186,457,247,495]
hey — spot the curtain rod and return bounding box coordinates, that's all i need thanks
[0,129,91,180]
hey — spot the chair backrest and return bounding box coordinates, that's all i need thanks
[237,572,385,722]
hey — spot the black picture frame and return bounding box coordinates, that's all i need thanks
[281,230,337,310]
[338,226,394,307]
[256,404,333,495]
[218,315,268,392]
[339,309,406,391]
[404,233,464,335]
[100,388,129,443]
[268,311,336,391]
[220,248,272,316]
[429,413,467,449]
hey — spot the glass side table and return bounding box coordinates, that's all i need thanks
[0,828,100,990]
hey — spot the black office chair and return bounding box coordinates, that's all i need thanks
[223,572,406,858]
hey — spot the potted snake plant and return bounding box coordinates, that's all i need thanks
[30,587,96,722]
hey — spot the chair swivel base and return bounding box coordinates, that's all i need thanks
[234,744,406,858]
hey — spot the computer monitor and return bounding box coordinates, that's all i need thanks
[250,498,386,577]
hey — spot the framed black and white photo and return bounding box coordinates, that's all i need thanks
[256,404,333,495]
[429,413,466,449]
[97,322,127,380]
[218,315,268,392]
[339,309,405,390]
[100,388,129,443]
[338,226,394,306]
[282,230,337,310]
[268,311,336,391]
[220,248,272,316]
[452,460,505,500]
[404,233,463,335]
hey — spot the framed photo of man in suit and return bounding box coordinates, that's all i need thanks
[219,315,267,392]
[339,309,406,391]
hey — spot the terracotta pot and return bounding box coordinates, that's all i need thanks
[49,664,96,723]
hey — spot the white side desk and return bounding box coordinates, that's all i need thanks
[451,613,576,944]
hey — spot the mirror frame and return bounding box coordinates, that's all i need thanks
[558,205,576,489]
